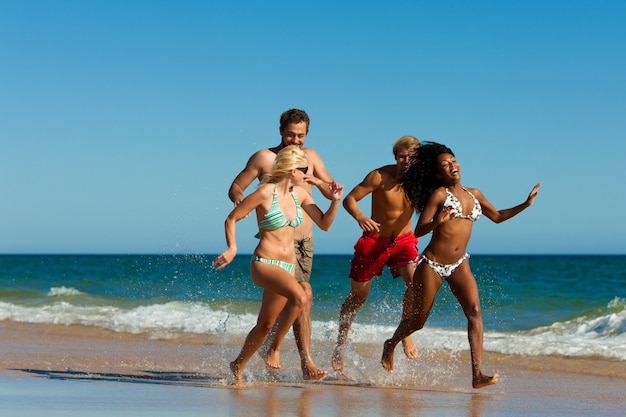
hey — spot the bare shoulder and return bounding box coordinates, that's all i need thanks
[303,146,335,182]
[362,165,388,184]
[378,164,397,178]
[431,186,448,202]
[245,148,277,172]
[465,186,484,198]
[379,165,402,188]
[254,182,275,198]
[250,148,277,163]
[293,184,314,204]
[303,147,324,163]
[302,146,319,156]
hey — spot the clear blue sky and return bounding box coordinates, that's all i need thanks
[1,1,625,255]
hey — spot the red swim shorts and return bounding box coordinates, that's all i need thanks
[349,231,419,283]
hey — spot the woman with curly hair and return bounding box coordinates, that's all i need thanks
[381,142,541,388]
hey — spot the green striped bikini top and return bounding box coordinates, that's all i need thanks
[258,183,303,231]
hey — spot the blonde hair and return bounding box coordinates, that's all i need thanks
[393,135,420,157]
[263,145,308,184]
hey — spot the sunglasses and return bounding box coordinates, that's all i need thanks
[295,166,308,174]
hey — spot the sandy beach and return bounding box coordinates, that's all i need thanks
[1,321,624,416]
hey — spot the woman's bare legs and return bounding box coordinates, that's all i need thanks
[230,262,307,386]
[381,263,442,372]
[263,280,326,380]
[447,261,499,388]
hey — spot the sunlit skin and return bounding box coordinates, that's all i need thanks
[279,122,307,148]
[381,149,541,389]
[227,118,335,381]
[216,147,344,386]
[332,142,420,375]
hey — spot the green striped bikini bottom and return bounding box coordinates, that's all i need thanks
[251,256,295,274]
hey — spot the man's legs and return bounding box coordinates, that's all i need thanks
[331,279,372,374]
[291,237,326,379]
[388,232,420,359]
[398,263,418,359]
[291,281,326,380]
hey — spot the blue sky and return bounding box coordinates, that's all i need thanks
[1,1,625,255]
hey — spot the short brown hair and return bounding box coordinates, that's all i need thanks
[280,109,310,132]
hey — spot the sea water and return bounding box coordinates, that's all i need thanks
[0,254,624,361]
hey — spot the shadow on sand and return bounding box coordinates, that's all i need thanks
[13,368,225,387]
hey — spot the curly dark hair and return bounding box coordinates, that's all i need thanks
[401,142,454,213]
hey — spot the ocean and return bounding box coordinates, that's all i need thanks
[1,254,625,362]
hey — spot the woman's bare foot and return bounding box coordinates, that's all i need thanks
[380,339,395,372]
[265,348,281,370]
[472,372,499,389]
[402,337,418,359]
[256,344,279,379]
[331,345,345,374]
[230,361,244,387]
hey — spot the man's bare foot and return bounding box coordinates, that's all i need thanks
[331,345,346,374]
[303,364,327,381]
[230,361,244,387]
[402,337,418,359]
[381,339,395,372]
[472,373,499,389]
[264,348,281,369]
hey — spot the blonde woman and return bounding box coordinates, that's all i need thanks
[213,145,343,386]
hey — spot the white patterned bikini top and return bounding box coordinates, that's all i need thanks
[443,187,482,222]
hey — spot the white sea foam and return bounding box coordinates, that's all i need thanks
[47,286,84,297]
[0,300,257,337]
[1,298,624,360]
[484,298,626,360]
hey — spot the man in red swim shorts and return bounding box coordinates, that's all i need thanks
[332,135,420,375]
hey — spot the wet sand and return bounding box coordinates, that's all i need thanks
[1,321,624,416]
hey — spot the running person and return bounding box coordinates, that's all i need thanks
[332,136,421,374]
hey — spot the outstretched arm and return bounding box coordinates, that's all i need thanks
[479,182,542,224]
